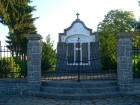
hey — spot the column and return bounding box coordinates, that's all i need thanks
[26,34,42,91]
[117,33,133,93]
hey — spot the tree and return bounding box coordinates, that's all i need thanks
[0,0,37,55]
[97,9,136,70]
[41,35,56,71]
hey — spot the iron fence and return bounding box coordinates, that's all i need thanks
[41,56,117,81]
[41,42,117,81]
[133,46,140,78]
[0,46,27,78]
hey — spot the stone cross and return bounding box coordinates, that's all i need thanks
[76,12,80,19]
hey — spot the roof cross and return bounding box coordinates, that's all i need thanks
[76,12,80,19]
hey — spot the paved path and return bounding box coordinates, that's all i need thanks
[0,95,140,105]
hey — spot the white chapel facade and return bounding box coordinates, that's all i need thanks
[56,13,101,71]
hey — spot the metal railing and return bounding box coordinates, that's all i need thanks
[0,46,27,78]
[41,42,117,81]
[133,46,140,78]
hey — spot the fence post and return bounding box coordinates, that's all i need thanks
[117,33,133,94]
[26,34,42,91]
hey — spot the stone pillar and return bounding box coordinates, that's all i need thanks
[26,34,42,91]
[117,33,133,93]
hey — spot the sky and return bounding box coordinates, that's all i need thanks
[0,0,140,48]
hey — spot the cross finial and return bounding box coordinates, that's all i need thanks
[76,12,80,19]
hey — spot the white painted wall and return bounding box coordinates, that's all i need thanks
[66,23,90,36]
[60,22,95,43]
[65,35,95,43]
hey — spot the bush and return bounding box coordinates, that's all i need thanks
[136,60,140,70]
[133,60,140,77]
[41,35,56,71]
[0,57,22,78]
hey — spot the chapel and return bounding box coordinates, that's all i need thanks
[56,13,101,72]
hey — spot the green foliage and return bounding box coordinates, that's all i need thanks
[133,52,140,77]
[97,9,136,70]
[99,34,117,70]
[0,0,37,55]
[133,60,140,77]
[98,9,135,33]
[14,58,27,76]
[136,60,140,71]
[132,31,140,47]
[0,57,22,78]
[41,35,56,71]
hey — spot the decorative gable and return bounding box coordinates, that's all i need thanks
[59,17,97,43]
[66,22,90,36]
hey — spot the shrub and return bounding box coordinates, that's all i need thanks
[0,57,22,78]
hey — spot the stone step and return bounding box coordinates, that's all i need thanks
[42,80,117,88]
[28,91,123,100]
[133,83,140,94]
[41,86,118,94]
[24,80,120,99]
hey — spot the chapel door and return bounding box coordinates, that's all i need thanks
[82,43,88,63]
[67,37,90,65]
[67,43,74,63]
[75,42,81,63]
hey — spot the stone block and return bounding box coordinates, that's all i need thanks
[122,41,130,46]
[1,89,8,95]
[31,59,40,65]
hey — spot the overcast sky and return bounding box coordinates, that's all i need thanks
[0,0,140,47]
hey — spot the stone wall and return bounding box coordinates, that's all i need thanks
[0,79,28,95]
[133,79,140,94]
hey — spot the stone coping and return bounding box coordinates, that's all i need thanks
[117,33,134,39]
[0,78,27,83]
[26,34,42,40]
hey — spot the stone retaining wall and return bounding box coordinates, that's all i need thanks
[0,79,28,95]
[133,79,140,94]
